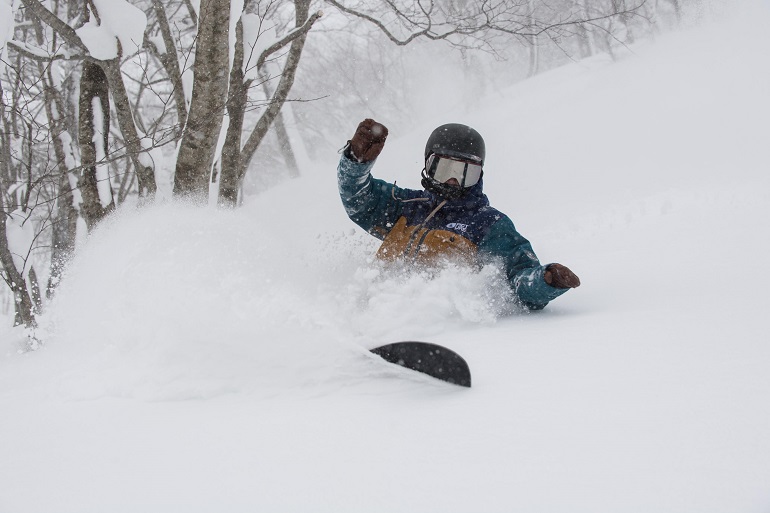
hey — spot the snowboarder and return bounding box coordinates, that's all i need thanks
[337,119,580,310]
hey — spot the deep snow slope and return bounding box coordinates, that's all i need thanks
[2,6,770,513]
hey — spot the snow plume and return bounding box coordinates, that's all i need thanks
[38,194,515,400]
[340,261,519,343]
[41,203,369,400]
[75,0,146,60]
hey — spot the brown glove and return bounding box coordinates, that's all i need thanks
[348,119,388,162]
[544,263,581,289]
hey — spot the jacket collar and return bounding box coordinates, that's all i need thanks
[424,179,489,210]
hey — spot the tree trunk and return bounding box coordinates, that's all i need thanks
[0,91,12,190]
[174,0,231,198]
[28,266,42,314]
[218,18,247,207]
[48,169,78,297]
[78,61,115,230]
[150,0,188,138]
[31,21,80,297]
[0,195,37,330]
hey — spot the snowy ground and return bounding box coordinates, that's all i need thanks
[2,6,770,513]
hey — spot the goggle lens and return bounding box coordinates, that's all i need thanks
[427,155,483,188]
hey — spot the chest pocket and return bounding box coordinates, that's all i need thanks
[376,216,477,266]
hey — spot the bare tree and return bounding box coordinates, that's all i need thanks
[173,0,231,197]
[219,0,322,206]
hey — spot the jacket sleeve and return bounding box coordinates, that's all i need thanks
[337,153,408,240]
[478,216,567,310]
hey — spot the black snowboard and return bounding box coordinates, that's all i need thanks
[370,341,471,387]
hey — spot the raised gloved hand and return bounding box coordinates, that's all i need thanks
[544,263,581,289]
[348,119,388,162]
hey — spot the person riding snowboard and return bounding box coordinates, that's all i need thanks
[337,119,580,310]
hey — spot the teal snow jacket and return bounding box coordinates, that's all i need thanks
[337,153,567,310]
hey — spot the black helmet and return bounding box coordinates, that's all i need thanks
[421,123,485,199]
[424,123,485,164]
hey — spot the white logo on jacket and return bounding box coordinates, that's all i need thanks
[446,222,469,232]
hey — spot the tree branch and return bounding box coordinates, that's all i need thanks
[6,40,78,62]
[255,9,323,70]
[19,0,89,55]
[148,0,188,135]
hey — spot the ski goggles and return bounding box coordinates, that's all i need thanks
[426,154,483,188]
